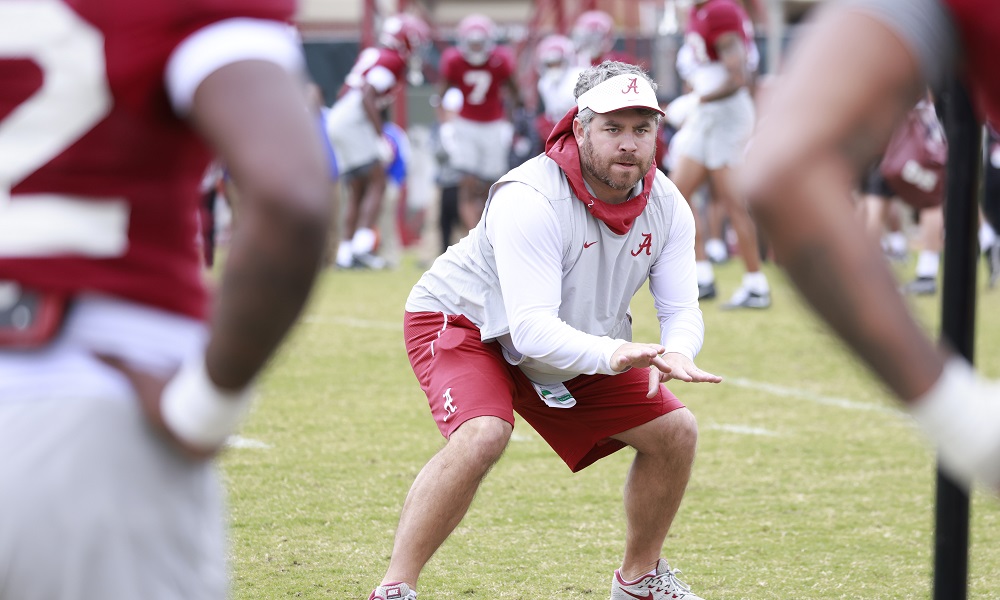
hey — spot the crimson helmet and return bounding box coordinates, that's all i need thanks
[535,34,576,75]
[456,14,497,66]
[571,10,614,61]
[379,13,431,61]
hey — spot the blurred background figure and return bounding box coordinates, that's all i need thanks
[534,33,584,144]
[668,0,770,308]
[571,9,642,67]
[326,12,430,270]
[437,14,523,230]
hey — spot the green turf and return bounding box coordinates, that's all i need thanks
[223,252,1000,599]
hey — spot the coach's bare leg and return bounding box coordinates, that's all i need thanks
[611,408,698,581]
[381,416,512,588]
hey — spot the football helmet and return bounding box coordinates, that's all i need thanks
[380,13,431,61]
[456,14,497,66]
[571,10,614,61]
[535,34,576,75]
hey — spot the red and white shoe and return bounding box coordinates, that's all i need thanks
[369,582,416,600]
[611,558,704,600]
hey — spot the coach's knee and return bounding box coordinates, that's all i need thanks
[657,408,699,458]
[448,416,512,468]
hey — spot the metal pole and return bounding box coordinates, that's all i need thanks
[933,79,981,600]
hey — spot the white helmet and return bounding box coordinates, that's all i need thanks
[571,10,614,61]
[535,34,576,75]
[456,14,497,66]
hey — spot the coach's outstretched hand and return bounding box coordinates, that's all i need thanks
[611,343,722,398]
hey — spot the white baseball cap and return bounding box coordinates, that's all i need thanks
[576,73,665,116]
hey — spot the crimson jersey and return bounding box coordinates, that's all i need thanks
[0,0,294,320]
[440,45,516,122]
[685,0,751,63]
[341,46,408,107]
[944,0,1000,124]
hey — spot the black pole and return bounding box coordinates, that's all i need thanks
[933,80,981,600]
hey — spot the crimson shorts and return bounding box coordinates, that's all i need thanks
[404,311,686,472]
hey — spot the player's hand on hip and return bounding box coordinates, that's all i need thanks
[95,354,216,461]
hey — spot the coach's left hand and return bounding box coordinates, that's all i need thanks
[647,352,722,398]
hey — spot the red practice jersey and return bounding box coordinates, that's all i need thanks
[0,0,294,320]
[440,45,516,122]
[340,46,408,107]
[685,0,752,64]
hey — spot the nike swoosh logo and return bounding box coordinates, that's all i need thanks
[584,241,598,248]
[619,590,654,600]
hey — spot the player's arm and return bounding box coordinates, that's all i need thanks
[504,75,525,112]
[741,5,937,401]
[191,58,330,390]
[697,32,746,102]
[433,78,453,123]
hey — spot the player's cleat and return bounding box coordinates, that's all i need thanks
[697,281,716,301]
[352,252,389,270]
[902,276,937,296]
[985,243,1000,288]
[705,238,729,264]
[369,582,416,600]
[611,558,704,600]
[720,286,770,310]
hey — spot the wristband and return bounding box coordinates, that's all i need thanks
[910,357,1000,488]
[161,358,255,450]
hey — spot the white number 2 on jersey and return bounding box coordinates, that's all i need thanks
[0,0,129,258]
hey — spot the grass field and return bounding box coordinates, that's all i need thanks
[223,252,1000,599]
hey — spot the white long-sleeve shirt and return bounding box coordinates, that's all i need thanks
[406,154,704,384]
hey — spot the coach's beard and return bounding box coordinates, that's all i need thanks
[579,138,653,197]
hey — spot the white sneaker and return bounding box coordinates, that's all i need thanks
[369,582,416,600]
[611,559,704,600]
[720,286,771,310]
[705,238,729,264]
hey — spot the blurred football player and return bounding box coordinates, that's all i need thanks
[743,0,1000,489]
[327,13,430,269]
[0,0,331,597]
[571,9,642,67]
[534,33,584,143]
[437,14,523,230]
[669,0,771,308]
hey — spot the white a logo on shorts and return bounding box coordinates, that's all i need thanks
[442,387,458,422]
